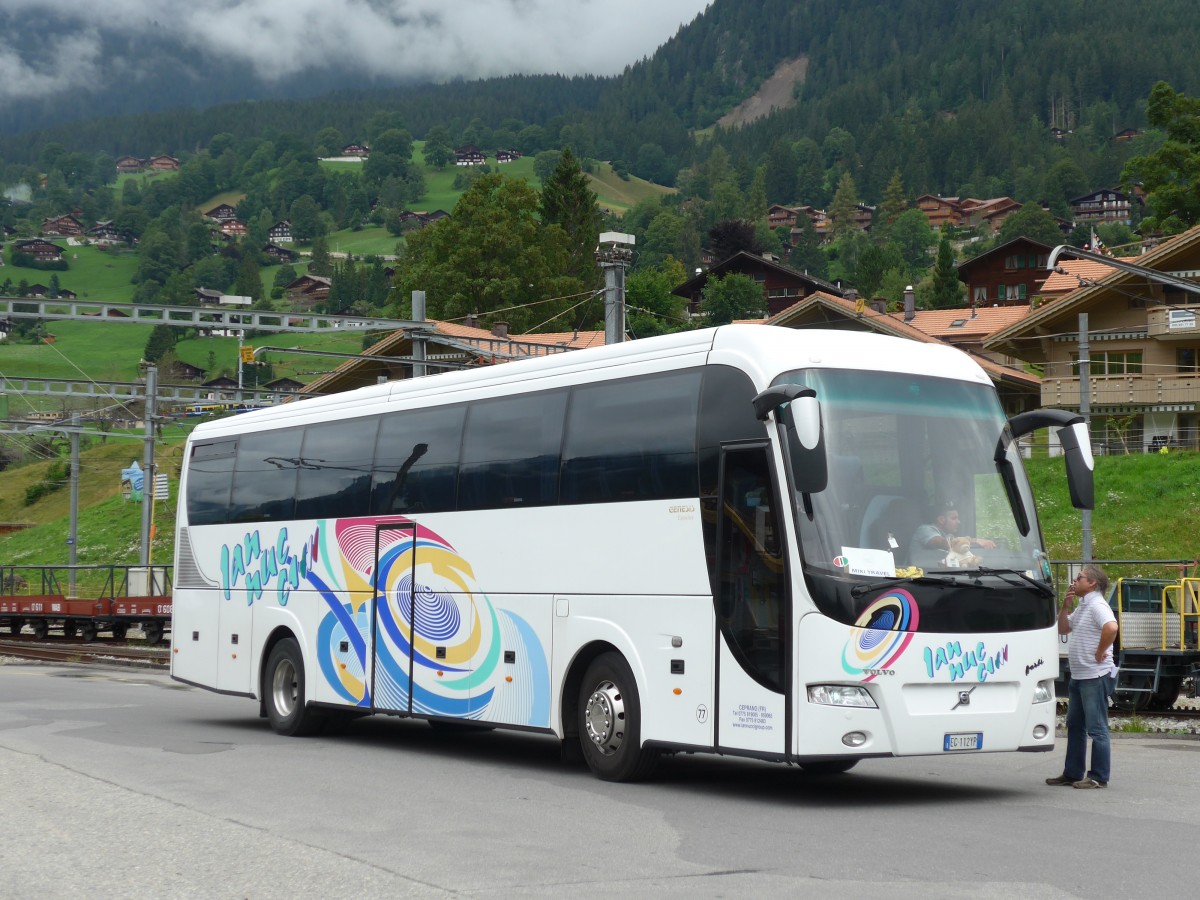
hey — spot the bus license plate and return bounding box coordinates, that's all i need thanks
[944,732,982,751]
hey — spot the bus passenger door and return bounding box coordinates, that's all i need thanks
[371,523,417,713]
[371,522,475,719]
[714,444,789,757]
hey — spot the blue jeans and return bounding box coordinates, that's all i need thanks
[1064,673,1116,784]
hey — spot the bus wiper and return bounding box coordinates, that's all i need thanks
[974,566,1055,597]
[920,566,1055,597]
[850,574,958,597]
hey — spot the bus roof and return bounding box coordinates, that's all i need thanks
[188,325,991,440]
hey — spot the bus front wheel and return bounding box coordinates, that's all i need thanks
[264,638,323,737]
[578,652,657,782]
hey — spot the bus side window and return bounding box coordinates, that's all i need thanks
[561,370,700,505]
[372,405,465,514]
[295,417,378,519]
[458,392,566,510]
[186,440,237,526]
[228,428,303,523]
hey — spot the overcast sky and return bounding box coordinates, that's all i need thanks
[0,0,713,102]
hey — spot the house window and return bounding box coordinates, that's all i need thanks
[1177,348,1200,372]
[1072,351,1143,376]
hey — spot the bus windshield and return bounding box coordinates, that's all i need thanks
[777,368,1053,632]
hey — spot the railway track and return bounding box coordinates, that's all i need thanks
[0,637,169,669]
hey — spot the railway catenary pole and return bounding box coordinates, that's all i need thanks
[596,232,635,346]
[139,366,157,566]
[69,413,80,596]
[1078,313,1092,562]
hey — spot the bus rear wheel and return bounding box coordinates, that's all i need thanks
[264,637,323,737]
[578,652,657,782]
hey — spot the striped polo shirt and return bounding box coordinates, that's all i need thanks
[1068,590,1117,678]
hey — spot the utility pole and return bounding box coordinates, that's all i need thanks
[411,291,427,378]
[595,232,635,345]
[1078,313,1092,562]
[69,413,79,596]
[140,365,157,566]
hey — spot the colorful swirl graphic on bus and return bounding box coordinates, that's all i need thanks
[841,589,920,682]
[300,516,549,726]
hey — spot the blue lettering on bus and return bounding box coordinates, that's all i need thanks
[220,527,312,607]
[923,641,1010,682]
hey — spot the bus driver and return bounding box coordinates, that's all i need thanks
[909,500,996,569]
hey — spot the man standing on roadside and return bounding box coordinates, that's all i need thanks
[1046,564,1118,789]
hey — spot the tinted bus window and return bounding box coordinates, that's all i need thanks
[459,392,567,510]
[561,370,702,504]
[372,405,466,514]
[295,417,378,519]
[228,428,303,523]
[186,440,237,526]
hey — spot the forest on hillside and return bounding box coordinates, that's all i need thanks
[3,0,1200,353]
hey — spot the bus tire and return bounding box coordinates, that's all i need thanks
[799,758,859,775]
[264,638,323,737]
[578,652,657,782]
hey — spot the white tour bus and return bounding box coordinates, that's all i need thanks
[172,325,1093,780]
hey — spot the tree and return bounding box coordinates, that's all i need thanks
[707,219,760,263]
[389,172,583,333]
[854,242,905,298]
[143,324,177,363]
[1123,82,1200,231]
[928,236,965,308]
[764,139,798,205]
[288,195,325,243]
[876,170,908,233]
[997,205,1064,246]
[889,208,936,269]
[625,258,691,338]
[828,171,861,241]
[701,273,762,325]
[233,252,263,303]
[539,147,602,285]
[422,124,455,169]
[309,235,332,276]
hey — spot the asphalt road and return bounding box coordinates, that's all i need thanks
[1,660,1196,899]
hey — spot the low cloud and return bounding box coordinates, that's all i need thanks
[0,0,710,102]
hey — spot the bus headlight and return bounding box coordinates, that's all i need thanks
[808,684,877,708]
[1033,679,1055,703]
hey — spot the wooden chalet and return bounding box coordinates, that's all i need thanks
[13,239,65,261]
[985,224,1200,450]
[1113,128,1143,142]
[147,155,180,172]
[88,220,127,243]
[285,274,332,308]
[766,292,1040,416]
[1069,189,1141,226]
[194,287,223,305]
[263,242,298,262]
[204,203,239,222]
[957,237,1052,307]
[219,220,248,239]
[958,197,1022,233]
[671,250,844,317]
[495,149,521,164]
[302,320,605,395]
[766,204,816,230]
[268,220,293,243]
[916,195,961,230]
[341,143,370,157]
[168,361,206,381]
[115,156,144,174]
[41,214,83,237]
[264,376,304,393]
[454,145,486,166]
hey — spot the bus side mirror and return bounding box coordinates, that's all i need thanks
[752,384,827,494]
[1006,409,1094,510]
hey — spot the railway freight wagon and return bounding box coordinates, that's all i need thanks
[0,565,172,643]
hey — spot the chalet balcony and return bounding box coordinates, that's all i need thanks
[1041,372,1200,409]
[1147,304,1200,339]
